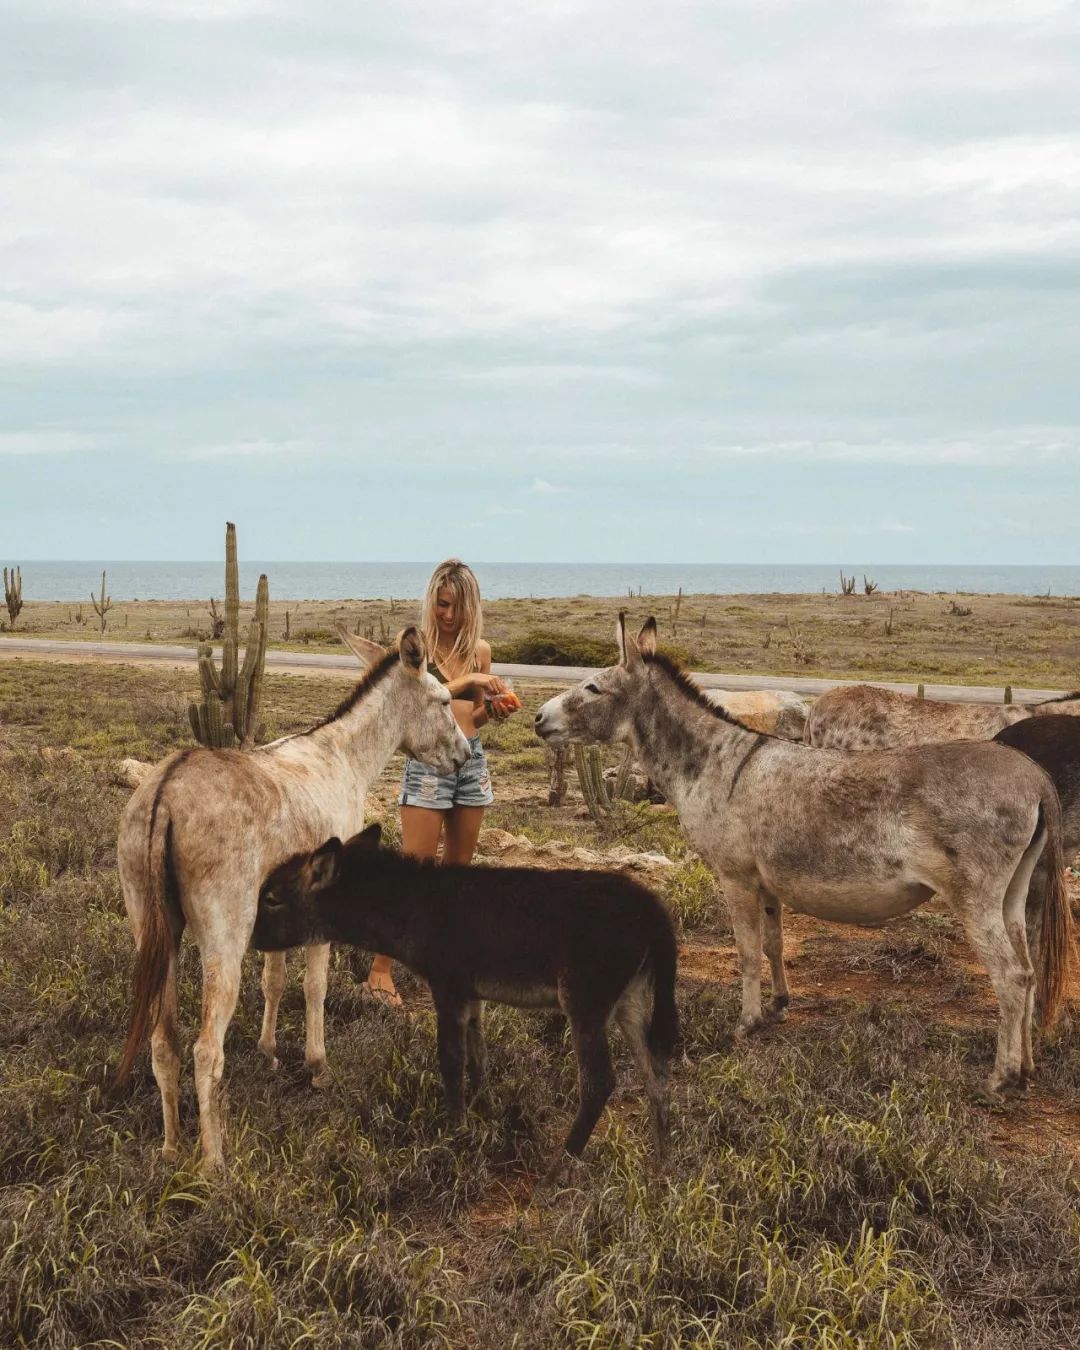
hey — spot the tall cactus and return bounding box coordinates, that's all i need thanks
[91,569,112,633]
[573,744,635,821]
[3,566,23,629]
[188,523,269,750]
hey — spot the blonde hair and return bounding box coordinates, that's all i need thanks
[420,558,483,673]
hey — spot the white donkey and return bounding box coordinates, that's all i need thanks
[536,617,1072,1100]
[115,626,470,1171]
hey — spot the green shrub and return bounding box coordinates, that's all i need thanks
[493,631,619,666]
[663,856,723,933]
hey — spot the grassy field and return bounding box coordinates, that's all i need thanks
[2,659,1080,1347]
[7,584,1080,687]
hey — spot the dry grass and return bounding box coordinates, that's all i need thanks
[1,661,1079,1346]
[7,585,1080,686]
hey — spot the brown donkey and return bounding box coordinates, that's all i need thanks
[806,682,1080,752]
[115,627,471,1172]
[253,823,679,1185]
[536,616,1072,1100]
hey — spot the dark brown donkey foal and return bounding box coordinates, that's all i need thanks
[253,824,679,1183]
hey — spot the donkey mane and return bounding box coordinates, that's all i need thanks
[300,649,402,736]
[642,652,778,738]
[1039,689,1080,705]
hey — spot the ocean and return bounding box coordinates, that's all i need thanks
[18,561,1080,602]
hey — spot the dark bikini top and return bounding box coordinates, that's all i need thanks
[429,655,477,689]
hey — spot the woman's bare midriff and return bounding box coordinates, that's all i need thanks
[451,697,480,738]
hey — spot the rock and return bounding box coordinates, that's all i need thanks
[477,828,528,855]
[115,758,153,788]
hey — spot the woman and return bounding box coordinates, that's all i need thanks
[365,559,514,1007]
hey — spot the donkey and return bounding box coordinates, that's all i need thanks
[115,627,471,1172]
[704,688,809,740]
[806,682,1080,752]
[536,616,1073,1099]
[252,823,679,1183]
[993,715,1080,962]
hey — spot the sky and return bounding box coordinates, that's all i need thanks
[3,0,1079,563]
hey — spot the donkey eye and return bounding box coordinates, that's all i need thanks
[584,682,602,695]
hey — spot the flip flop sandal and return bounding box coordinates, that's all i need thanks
[361,981,405,1011]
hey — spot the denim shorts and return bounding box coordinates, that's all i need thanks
[399,735,494,809]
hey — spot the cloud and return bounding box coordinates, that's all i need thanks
[0,1,1077,561]
[0,431,99,455]
[185,439,311,460]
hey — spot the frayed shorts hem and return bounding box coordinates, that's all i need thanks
[399,735,494,810]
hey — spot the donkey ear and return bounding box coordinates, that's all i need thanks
[357,822,382,849]
[636,617,658,657]
[616,611,643,669]
[397,626,425,674]
[307,837,343,892]
[335,623,387,667]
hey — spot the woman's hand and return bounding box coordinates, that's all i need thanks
[460,672,508,696]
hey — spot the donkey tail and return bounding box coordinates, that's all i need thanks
[114,801,182,1089]
[646,913,680,1065]
[1035,788,1073,1031]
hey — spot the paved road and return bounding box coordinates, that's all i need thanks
[0,635,1064,704]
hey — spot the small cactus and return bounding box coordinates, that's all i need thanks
[573,744,634,821]
[188,523,269,750]
[91,570,113,633]
[3,566,23,629]
[839,571,857,596]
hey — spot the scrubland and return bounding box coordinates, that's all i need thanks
[1,659,1079,1347]
[10,586,1080,687]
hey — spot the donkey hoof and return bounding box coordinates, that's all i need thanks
[161,1144,180,1163]
[308,1063,330,1089]
[537,1152,580,1194]
[734,1016,765,1039]
[198,1154,223,1178]
[973,1084,1006,1109]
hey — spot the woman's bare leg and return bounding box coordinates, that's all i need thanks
[442,806,486,865]
[366,806,446,1005]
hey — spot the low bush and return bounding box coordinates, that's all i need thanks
[493,631,619,666]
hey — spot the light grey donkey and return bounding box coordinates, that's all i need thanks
[535,616,1072,1102]
[115,626,471,1172]
[806,682,1080,752]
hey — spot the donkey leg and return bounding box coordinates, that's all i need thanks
[257,951,287,1070]
[760,893,790,1018]
[548,1018,616,1180]
[432,990,468,1126]
[150,959,182,1161]
[464,1000,488,1098]
[1004,841,1044,1082]
[727,883,765,1036]
[615,979,671,1164]
[303,942,331,1087]
[954,893,1031,1096]
[1023,855,1046,1005]
[193,952,243,1173]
